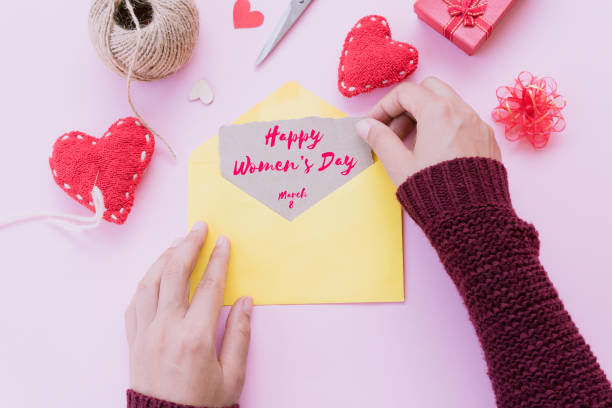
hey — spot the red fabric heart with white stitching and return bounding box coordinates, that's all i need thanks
[338,15,419,97]
[49,117,154,225]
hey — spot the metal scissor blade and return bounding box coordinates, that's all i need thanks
[255,0,313,67]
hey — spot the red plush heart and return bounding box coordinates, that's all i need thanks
[233,0,264,29]
[338,15,419,97]
[49,117,154,225]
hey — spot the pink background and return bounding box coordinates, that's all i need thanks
[1,1,611,407]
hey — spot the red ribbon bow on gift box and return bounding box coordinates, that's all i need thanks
[442,0,492,40]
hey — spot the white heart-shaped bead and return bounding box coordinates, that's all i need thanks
[189,79,214,105]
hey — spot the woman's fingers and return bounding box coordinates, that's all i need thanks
[368,81,439,124]
[134,245,174,327]
[186,235,231,335]
[420,77,480,120]
[389,113,416,140]
[356,118,414,186]
[421,77,464,104]
[220,296,253,397]
[157,222,208,314]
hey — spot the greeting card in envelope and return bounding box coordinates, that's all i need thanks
[188,82,404,305]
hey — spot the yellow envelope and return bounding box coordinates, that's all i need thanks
[188,82,404,305]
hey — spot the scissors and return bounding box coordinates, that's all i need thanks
[255,0,313,67]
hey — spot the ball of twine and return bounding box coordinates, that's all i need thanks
[89,0,199,82]
[88,0,199,158]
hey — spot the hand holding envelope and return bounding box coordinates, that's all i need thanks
[188,82,404,305]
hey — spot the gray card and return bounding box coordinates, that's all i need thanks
[219,117,373,221]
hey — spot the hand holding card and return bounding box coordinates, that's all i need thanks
[188,82,403,306]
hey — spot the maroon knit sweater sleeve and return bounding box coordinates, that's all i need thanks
[126,390,239,408]
[397,157,612,408]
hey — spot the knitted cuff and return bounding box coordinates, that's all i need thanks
[396,157,513,229]
[127,390,239,408]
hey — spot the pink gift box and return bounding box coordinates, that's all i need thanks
[414,0,514,55]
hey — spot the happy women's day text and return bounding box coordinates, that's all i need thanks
[232,125,359,176]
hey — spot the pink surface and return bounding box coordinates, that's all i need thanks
[1,1,611,407]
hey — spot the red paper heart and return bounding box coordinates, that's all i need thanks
[49,118,154,225]
[233,0,264,29]
[338,15,419,97]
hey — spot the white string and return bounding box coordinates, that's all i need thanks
[0,186,106,232]
[122,0,177,159]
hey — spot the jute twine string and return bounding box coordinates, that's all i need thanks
[89,0,200,159]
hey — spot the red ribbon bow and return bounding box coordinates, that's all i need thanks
[442,0,492,40]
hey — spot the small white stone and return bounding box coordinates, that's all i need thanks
[133,174,138,181]
[135,121,141,126]
[61,135,69,141]
[349,37,353,42]
[140,151,146,162]
[125,192,130,198]
[365,85,371,89]
[53,169,57,177]
[348,87,356,92]
[145,134,150,143]
[382,80,389,85]
[370,17,376,21]
[63,183,71,190]
[111,214,118,221]
[356,23,362,28]
[345,50,348,56]
[76,135,83,140]
[92,141,96,145]
[76,194,83,200]
[399,71,406,75]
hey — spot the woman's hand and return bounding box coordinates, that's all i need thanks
[356,77,502,186]
[125,222,252,407]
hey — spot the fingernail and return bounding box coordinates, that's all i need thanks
[216,235,229,248]
[355,119,372,140]
[192,221,207,232]
[242,296,253,316]
[171,237,183,247]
